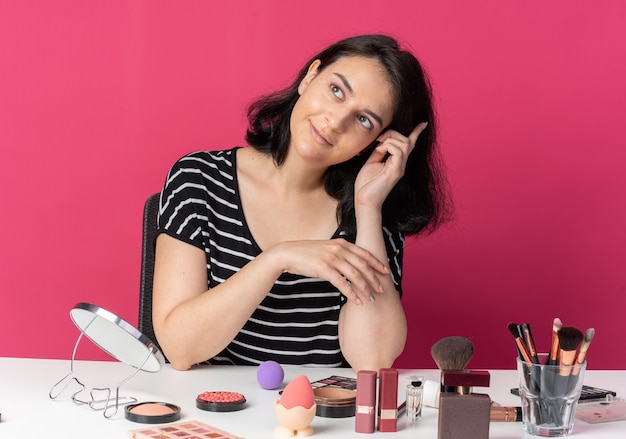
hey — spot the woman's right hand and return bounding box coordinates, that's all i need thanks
[269,239,390,305]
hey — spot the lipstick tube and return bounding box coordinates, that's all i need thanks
[378,368,399,432]
[355,370,377,433]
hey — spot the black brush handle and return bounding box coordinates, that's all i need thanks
[520,323,540,364]
[543,367,569,426]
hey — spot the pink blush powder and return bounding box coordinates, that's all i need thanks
[129,403,176,416]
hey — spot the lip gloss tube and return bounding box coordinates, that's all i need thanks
[355,370,377,433]
[378,368,399,432]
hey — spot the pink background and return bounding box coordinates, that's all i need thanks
[1,1,624,370]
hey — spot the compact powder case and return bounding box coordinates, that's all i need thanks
[196,391,247,412]
[125,402,181,424]
[313,387,357,418]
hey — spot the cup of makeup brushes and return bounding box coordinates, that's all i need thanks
[516,354,586,437]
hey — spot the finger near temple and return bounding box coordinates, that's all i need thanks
[409,122,428,144]
[377,138,411,163]
[377,143,407,172]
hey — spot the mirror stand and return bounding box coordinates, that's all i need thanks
[49,303,165,418]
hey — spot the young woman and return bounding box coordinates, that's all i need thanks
[152,34,449,371]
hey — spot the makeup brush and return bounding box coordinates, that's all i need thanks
[507,322,532,364]
[552,326,584,401]
[546,318,563,365]
[558,326,584,374]
[520,323,540,364]
[430,336,474,371]
[490,405,523,422]
[572,328,595,376]
[430,336,475,395]
[509,321,542,413]
[575,328,595,365]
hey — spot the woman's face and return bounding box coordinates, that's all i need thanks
[289,55,395,167]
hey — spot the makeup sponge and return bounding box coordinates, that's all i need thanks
[257,360,285,390]
[279,375,315,409]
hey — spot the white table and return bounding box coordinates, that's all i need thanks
[0,357,624,438]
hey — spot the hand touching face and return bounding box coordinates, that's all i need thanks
[354,123,428,209]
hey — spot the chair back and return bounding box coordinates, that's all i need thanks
[138,192,167,361]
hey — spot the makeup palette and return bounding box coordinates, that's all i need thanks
[310,375,357,418]
[314,387,357,418]
[128,420,242,439]
[310,375,357,390]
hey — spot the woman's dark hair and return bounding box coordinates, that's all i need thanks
[245,34,451,236]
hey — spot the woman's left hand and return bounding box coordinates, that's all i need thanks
[354,122,428,208]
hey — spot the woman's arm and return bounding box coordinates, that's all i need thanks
[338,123,427,372]
[338,209,408,372]
[152,233,283,370]
[153,233,390,370]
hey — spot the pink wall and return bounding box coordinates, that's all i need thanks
[1,1,624,370]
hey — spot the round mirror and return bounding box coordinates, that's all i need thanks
[69,302,164,372]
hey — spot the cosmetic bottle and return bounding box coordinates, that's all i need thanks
[437,370,491,439]
[406,376,424,423]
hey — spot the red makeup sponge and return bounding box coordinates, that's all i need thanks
[279,375,314,409]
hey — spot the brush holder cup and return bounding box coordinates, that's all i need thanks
[516,354,586,437]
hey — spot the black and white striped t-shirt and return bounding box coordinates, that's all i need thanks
[157,147,405,366]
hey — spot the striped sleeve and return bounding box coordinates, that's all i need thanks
[157,151,237,251]
[383,227,405,296]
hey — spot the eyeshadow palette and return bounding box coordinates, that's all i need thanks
[511,385,617,401]
[311,375,357,418]
[128,420,242,439]
[310,375,357,390]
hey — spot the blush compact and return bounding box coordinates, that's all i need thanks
[125,402,181,424]
[196,391,247,412]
